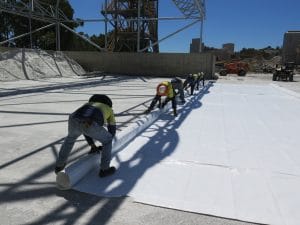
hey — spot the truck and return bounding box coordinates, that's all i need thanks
[218,61,249,76]
[272,62,295,82]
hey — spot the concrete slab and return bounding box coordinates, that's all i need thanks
[2,74,295,225]
[66,81,300,225]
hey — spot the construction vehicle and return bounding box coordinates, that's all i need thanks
[218,61,249,76]
[272,62,295,82]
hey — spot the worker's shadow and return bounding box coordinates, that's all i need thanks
[74,82,212,197]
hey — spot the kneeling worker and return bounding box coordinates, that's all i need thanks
[55,94,116,177]
[145,81,177,117]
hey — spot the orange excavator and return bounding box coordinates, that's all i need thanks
[218,61,249,76]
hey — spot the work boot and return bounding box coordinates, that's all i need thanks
[55,163,66,174]
[99,166,116,177]
[173,110,178,117]
[144,109,151,114]
[161,102,166,109]
[88,145,102,154]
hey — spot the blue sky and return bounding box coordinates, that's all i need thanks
[68,0,300,52]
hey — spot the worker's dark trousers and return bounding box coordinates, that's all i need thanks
[149,95,177,113]
[190,84,195,95]
[172,83,185,103]
[56,114,113,170]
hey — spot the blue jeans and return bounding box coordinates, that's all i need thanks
[56,114,113,170]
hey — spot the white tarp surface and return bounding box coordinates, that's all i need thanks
[73,83,300,225]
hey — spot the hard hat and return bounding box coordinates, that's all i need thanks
[157,84,168,96]
[89,94,113,107]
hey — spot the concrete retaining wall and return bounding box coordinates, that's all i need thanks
[0,47,215,79]
[64,51,215,79]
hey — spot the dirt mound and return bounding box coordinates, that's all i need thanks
[243,56,282,72]
[0,49,86,81]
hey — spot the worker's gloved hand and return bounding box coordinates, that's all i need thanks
[144,109,151,114]
[108,124,116,137]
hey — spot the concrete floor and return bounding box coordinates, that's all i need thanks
[1,73,299,225]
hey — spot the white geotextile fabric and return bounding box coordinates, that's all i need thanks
[73,83,300,225]
[56,105,166,189]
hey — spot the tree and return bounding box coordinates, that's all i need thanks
[1,0,79,50]
[0,12,14,46]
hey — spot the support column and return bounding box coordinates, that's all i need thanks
[55,0,61,51]
[104,0,108,50]
[137,0,141,52]
[199,18,203,53]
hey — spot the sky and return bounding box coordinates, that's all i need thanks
[68,0,300,53]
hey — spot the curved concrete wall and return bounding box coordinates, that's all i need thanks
[64,51,215,79]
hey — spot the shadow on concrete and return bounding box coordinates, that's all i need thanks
[0,119,67,129]
[0,81,214,225]
[0,75,136,97]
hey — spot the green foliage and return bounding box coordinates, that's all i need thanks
[0,0,102,50]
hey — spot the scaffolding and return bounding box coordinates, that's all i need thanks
[101,0,159,52]
[0,0,206,53]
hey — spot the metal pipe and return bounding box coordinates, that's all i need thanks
[0,23,55,45]
[199,18,203,52]
[104,0,108,49]
[29,15,32,48]
[73,16,202,23]
[139,19,200,52]
[55,0,60,51]
[29,0,34,48]
[60,23,106,52]
[137,0,141,52]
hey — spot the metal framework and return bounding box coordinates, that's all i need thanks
[0,0,206,53]
[101,0,159,52]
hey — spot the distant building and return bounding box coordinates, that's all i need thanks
[282,31,300,65]
[222,43,234,54]
[190,38,204,53]
[189,39,235,61]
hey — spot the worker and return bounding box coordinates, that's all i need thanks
[84,94,113,154]
[195,72,204,90]
[171,77,185,104]
[183,74,196,95]
[145,81,177,117]
[55,94,117,178]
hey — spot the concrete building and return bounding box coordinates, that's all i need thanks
[189,38,204,53]
[190,38,235,61]
[282,31,300,65]
[222,43,234,54]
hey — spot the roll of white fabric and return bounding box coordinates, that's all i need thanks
[56,154,100,190]
[112,109,162,154]
[56,106,169,190]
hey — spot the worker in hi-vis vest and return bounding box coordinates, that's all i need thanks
[83,94,114,154]
[171,77,186,104]
[55,94,116,178]
[145,81,177,117]
[183,74,196,95]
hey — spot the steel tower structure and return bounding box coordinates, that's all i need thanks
[0,0,206,53]
[101,0,159,52]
